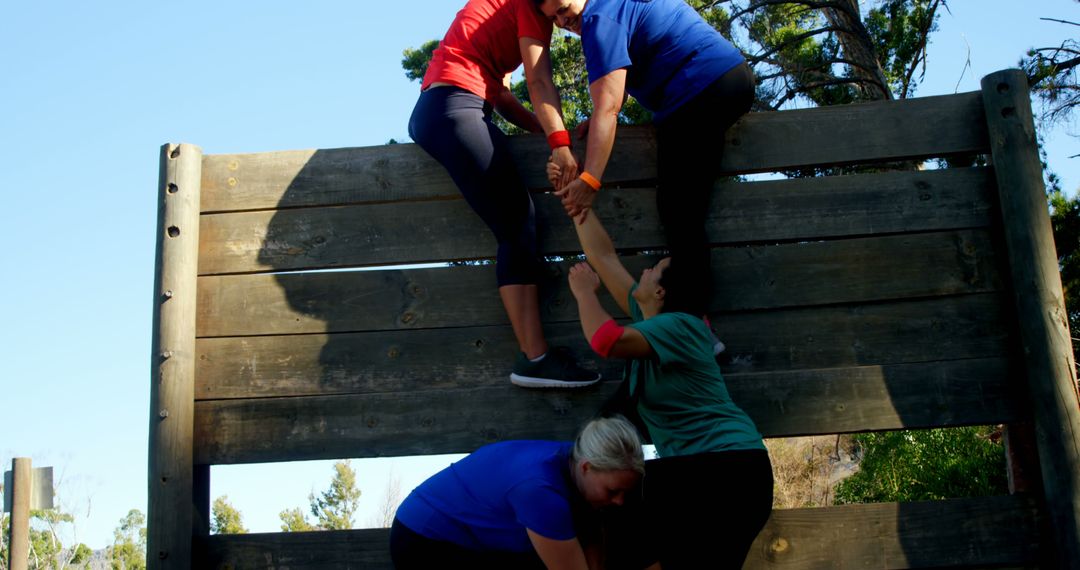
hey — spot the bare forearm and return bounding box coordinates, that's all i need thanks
[574,290,615,340]
[493,87,543,133]
[583,108,618,179]
[573,212,616,259]
[527,76,567,135]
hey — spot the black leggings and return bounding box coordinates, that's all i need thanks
[408,86,543,286]
[655,62,755,310]
[389,517,546,570]
[604,449,774,570]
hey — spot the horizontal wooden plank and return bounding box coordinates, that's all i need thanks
[722,91,989,174]
[200,128,656,213]
[198,166,995,275]
[197,224,1001,338]
[194,356,1020,464]
[744,495,1039,569]
[199,93,987,213]
[204,528,390,569]
[709,166,995,245]
[204,495,1039,569]
[197,291,1011,401]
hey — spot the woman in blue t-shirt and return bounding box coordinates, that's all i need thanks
[538,0,755,316]
[390,415,644,569]
[565,209,773,569]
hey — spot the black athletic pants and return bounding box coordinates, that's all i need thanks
[655,62,755,309]
[604,448,774,570]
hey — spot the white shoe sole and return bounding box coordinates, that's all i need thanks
[510,373,601,389]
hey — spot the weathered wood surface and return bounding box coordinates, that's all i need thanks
[197,292,1009,396]
[723,91,988,175]
[744,495,1039,569]
[194,356,1019,465]
[982,69,1080,567]
[198,167,995,275]
[200,129,654,212]
[10,458,31,570]
[199,92,988,213]
[197,227,1001,337]
[204,495,1038,570]
[148,143,202,570]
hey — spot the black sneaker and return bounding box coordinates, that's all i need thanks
[510,347,601,389]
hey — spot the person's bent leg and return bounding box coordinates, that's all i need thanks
[409,87,597,388]
[409,88,546,356]
[500,284,546,358]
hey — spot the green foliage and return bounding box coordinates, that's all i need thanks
[279,460,362,531]
[278,507,316,532]
[210,495,248,535]
[400,39,440,82]
[108,509,146,570]
[27,509,72,568]
[70,543,92,566]
[1,512,7,570]
[834,426,1008,504]
[1019,37,1079,128]
[310,460,362,530]
[1050,187,1080,345]
[864,0,942,98]
[0,478,93,570]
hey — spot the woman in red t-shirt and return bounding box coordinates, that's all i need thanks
[409,0,599,388]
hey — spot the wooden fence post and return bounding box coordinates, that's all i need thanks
[981,69,1080,568]
[148,143,202,569]
[8,458,31,570]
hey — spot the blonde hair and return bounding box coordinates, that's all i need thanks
[571,415,645,475]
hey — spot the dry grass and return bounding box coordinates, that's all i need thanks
[766,435,859,508]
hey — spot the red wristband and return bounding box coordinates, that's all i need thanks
[579,171,601,191]
[590,319,624,357]
[547,130,571,150]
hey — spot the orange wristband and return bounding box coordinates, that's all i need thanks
[579,171,601,191]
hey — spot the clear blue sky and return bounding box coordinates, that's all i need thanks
[1,0,1077,550]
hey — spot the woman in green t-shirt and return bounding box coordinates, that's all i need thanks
[565,208,773,570]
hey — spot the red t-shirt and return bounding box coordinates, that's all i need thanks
[422,0,553,103]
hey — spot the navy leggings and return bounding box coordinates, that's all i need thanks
[655,62,755,312]
[408,86,543,286]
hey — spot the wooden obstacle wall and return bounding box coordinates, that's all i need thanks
[149,69,1080,569]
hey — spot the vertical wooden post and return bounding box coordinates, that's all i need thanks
[148,143,202,569]
[192,464,211,568]
[8,458,30,570]
[981,69,1080,568]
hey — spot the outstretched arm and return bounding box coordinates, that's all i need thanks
[573,211,634,315]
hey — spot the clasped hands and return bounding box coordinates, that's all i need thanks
[547,122,595,224]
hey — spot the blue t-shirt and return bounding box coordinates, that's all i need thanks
[626,285,765,457]
[581,0,745,121]
[395,440,577,552]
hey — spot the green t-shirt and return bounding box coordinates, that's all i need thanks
[626,285,765,457]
